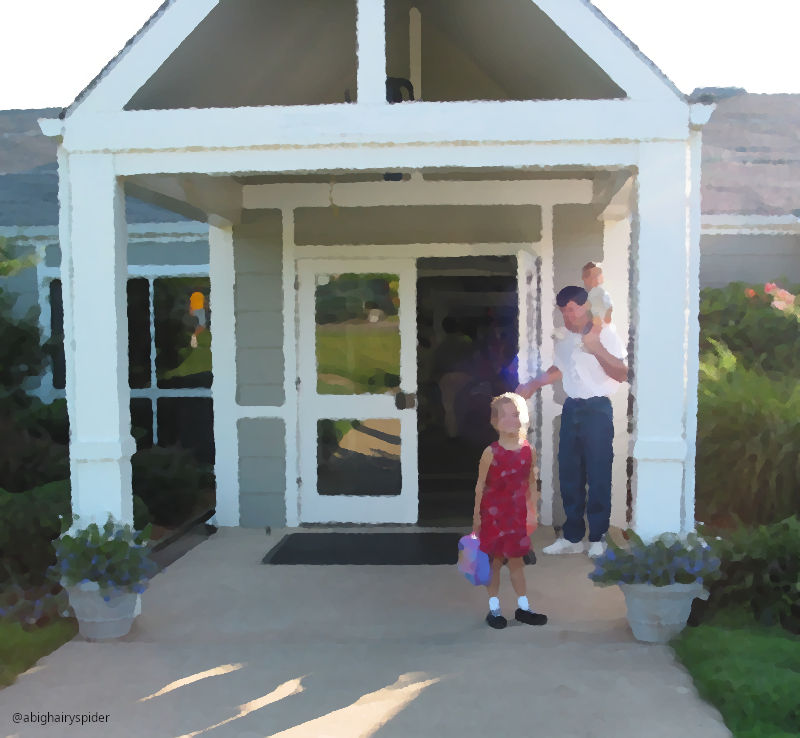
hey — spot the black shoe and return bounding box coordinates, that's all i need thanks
[515,608,547,626]
[486,611,507,629]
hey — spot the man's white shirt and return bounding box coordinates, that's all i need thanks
[553,324,626,399]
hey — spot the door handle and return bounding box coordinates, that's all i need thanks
[395,391,417,409]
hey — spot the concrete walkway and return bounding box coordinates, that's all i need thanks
[1,527,731,738]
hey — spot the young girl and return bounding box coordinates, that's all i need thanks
[472,393,547,629]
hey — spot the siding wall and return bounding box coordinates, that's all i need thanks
[232,214,284,406]
[700,233,800,288]
[232,213,287,527]
[237,417,287,527]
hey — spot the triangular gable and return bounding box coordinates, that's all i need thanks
[64,0,219,117]
[66,0,683,118]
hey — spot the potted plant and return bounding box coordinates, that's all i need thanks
[588,530,721,643]
[52,515,158,640]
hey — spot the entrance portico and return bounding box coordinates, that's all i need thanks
[39,0,712,539]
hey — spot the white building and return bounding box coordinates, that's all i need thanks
[10,0,787,539]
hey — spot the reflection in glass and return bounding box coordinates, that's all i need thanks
[128,278,151,388]
[48,280,65,390]
[317,418,401,496]
[315,273,400,395]
[155,277,212,388]
[157,397,215,464]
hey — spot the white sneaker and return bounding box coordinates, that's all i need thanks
[542,537,585,555]
[587,541,607,558]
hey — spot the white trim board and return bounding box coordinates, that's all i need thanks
[244,178,594,209]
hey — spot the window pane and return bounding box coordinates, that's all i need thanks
[315,273,400,395]
[130,398,153,450]
[154,278,212,389]
[317,418,401,496]
[128,278,151,388]
[48,280,65,390]
[156,397,215,464]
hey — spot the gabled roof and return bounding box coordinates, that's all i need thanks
[61,0,684,118]
[699,90,800,216]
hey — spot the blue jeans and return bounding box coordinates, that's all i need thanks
[558,396,614,543]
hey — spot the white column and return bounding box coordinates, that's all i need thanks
[682,129,703,533]
[209,222,240,526]
[282,209,300,527]
[61,153,135,525]
[357,0,387,105]
[601,215,632,529]
[631,141,691,539]
[538,206,557,526]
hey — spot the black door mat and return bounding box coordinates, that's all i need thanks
[262,532,462,565]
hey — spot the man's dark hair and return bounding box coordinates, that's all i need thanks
[556,286,588,307]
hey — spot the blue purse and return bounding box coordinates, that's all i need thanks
[457,533,491,586]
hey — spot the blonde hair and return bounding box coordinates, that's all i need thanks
[490,392,530,441]
[582,261,603,275]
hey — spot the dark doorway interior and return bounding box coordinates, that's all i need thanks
[417,257,519,527]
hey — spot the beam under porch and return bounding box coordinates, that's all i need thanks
[243,179,593,210]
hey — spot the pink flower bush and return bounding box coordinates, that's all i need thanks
[762,283,800,317]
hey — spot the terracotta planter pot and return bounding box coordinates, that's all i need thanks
[64,581,139,640]
[619,582,709,643]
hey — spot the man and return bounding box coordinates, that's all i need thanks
[516,285,627,558]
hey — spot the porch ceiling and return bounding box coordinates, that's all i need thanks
[125,167,633,226]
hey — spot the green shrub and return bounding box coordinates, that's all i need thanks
[699,281,800,375]
[696,341,800,525]
[0,287,45,400]
[132,445,214,527]
[0,480,150,593]
[694,516,800,633]
[133,494,152,530]
[20,397,69,446]
[0,412,69,494]
[0,481,71,588]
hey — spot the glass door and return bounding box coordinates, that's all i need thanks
[297,259,418,523]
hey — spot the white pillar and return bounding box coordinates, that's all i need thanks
[538,206,557,526]
[601,215,632,529]
[631,141,691,540]
[61,153,135,525]
[682,128,704,533]
[357,0,387,105]
[209,222,240,526]
[282,209,300,527]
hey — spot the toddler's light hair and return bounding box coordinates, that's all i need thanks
[490,392,530,439]
[582,261,603,275]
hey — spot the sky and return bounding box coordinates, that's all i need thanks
[0,0,798,110]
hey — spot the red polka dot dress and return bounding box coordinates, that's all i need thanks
[479,440,532,558]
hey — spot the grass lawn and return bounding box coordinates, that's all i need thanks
[316,327,400,394]
[672,612,800,738]
[0,619,77,689]
[162,329,212,380]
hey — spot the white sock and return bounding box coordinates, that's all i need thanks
[488,596,500,613]
[517,595,530,611]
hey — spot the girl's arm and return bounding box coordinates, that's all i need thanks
[528,448,540,505]
[472,446,493,533]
